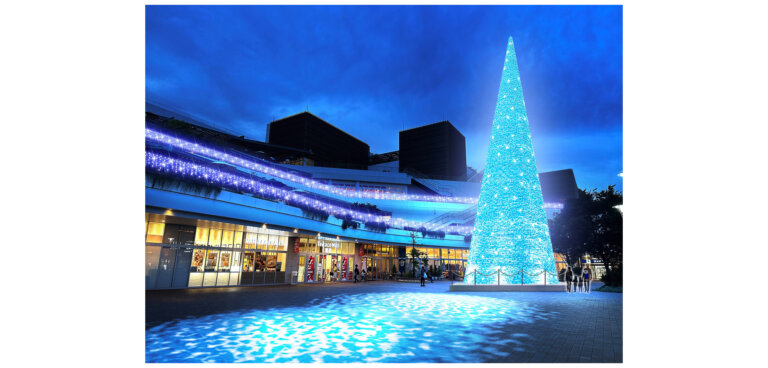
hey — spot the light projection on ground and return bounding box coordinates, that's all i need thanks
[465,37,558,285]
[145,292,553,363]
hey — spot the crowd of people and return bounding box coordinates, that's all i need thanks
[351,264,449,285]
[563,266,591,293]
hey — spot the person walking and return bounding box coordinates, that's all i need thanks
[354,264,360,283]
[565,266,573,293]
[362,268,367,282]
[420,266,427,287]
[574,267,583,293]
[584,267,591,293]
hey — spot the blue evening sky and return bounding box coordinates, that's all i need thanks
[146,5,622,192]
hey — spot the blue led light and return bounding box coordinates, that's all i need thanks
[465,37,558,285]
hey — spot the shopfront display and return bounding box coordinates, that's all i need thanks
[145,213,472,289]
[296,236,355,283]
[361,244,398,280]
[145,213,290,290]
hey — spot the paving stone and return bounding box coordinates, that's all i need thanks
[146,280,622,362]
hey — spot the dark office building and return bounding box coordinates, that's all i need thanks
[539,169,579,203]
[399,121,467,181]
[267,112,370,170]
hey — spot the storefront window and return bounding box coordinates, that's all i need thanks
[216,251,232,286]
[219,251,232,272]
[221,230,234,248]
[298,256,306,282]
[146,222,165,243]
[188,249,205,287]
[190,249,205,272]
[233,231,243,248]
[254,233,264,250]
[243,252,255,272]
[203,250,219,286]
[229,251,241,286]
[195,228,210,246]
[230,251,242,272]
[277,236,287,251]
[204,250,219,272]
[244,232,257,249]
[208,228,222,247]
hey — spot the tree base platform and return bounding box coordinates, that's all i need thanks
[449,284,564,292]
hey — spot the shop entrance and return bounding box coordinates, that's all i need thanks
[300,254,350,283]
[362,257,392,280]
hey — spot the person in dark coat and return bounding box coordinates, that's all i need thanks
[565,266,573,293]
[354,264,360,283]
[420,266,426,287]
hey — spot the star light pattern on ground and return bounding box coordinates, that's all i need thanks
[465,37,558,285]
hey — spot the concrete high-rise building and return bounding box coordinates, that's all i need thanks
[399,121,467,181]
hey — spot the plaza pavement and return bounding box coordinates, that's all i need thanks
[146,280,622,363]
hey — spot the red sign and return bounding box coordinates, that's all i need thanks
[341,257,348,280]
[306,256,315,282]
[358,246,364,257]
[293,238,300,253]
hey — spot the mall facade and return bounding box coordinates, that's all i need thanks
[144,104,578,290]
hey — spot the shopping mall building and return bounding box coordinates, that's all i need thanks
[144,103,583,290]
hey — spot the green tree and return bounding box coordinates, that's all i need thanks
[549,185,623,271]
[408,232,422,279]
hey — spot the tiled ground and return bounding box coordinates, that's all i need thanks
[146,281,622,363]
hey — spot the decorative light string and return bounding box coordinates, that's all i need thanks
[145,128,478,204]
[146,151,474,235]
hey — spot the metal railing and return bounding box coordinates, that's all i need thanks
[468,268,560,285]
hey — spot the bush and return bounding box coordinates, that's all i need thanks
[601,267,622,287]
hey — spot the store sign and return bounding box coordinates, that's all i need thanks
[341,257,348,280]
[581,259,603,264]
[318,236,341,249]
[358,246,364,257]
[293,238,300,253]
[306,256,315,282]
[245,233,285,247]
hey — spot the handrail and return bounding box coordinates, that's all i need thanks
[468,268,559,285]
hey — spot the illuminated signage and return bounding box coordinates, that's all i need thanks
[318,237,341,249]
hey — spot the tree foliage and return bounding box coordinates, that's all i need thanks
[549,185,623,271]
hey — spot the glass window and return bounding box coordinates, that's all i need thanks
[230,251,242,272]
[233,231,243,248]
[208,228,222,247]
[243,251,255,272]
[265,253,277,271]
[190,249,205,272]
[298,256,306,282]
[221,230,234,248]
[257,233,268,250]
[277,253,286,272]
[244,232,257,249]
[195,228,210,246]
[219,251,232,272]
[146,222,165,243]
[277,236,287,251]
[204,250,219,272]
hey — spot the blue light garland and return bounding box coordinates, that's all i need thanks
[145,128,477,204]
[146,151,474,235]
[465,37,558,285]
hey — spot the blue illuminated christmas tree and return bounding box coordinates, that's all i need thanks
[465,37,558,285]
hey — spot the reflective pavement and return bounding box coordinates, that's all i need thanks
[146,281,621,363]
